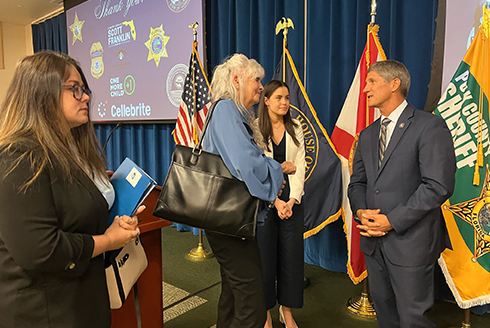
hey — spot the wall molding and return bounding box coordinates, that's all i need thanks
[0,22,4,69]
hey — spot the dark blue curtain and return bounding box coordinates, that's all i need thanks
[32,13,68,53]
[206,0,305,84]
[95,124,174,186]
[307,0,439,132]
[206,0,439,134]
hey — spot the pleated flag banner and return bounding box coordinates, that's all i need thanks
[331,24,386,284]
[173,40,212,147]
[272,48,343,238]
[434,5,490,308]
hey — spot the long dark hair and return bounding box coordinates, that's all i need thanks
[257,80,299,152]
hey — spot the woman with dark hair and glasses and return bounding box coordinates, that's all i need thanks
[0,51,141,328]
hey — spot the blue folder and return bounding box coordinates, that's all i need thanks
[108,158,157,226]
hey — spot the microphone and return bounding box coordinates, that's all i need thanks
[103,122,123,151]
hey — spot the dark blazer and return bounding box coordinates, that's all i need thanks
[348,103,456,267]
[0,146,111,328]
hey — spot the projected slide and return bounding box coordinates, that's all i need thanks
[443,0,488,91]
[66,0,204,122]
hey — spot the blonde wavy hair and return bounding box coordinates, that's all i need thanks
[0,51,107,191]
[210,53,265,114]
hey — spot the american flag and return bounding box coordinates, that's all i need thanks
[173,41,212,147]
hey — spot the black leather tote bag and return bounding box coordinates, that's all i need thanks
[153,101,260,240]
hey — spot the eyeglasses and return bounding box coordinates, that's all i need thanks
[63,84,92,101]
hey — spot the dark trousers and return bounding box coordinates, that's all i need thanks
[205,230,267,328]
[257,203,304,310]
[365,241,436,328]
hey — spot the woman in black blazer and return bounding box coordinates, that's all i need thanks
[0,51,141,328]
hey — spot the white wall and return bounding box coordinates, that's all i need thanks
[0,21,32,103]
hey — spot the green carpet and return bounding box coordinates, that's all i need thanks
[161,226,490,328]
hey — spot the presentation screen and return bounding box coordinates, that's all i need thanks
[443,0,488,91]
[66,0,204,122]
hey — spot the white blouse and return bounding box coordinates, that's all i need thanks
[93,172,115,209]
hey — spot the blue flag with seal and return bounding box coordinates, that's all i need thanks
[272,49,343,238]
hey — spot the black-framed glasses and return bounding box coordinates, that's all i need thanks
[63,84,92,101]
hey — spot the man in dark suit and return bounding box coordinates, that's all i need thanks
[348,60,456,328]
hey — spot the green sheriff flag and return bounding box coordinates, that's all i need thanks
[434,5,490,308]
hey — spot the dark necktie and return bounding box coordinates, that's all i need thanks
[379,118,391,167]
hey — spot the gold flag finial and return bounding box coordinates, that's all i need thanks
[188,22,199,41]
[482,3,490,38]
[276,18,294,82]
[275,17,294,41]
[370,0,377,25]
[474,3,489,186]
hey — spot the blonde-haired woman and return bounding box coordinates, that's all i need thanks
[202,54,288,328]
[0,51,140,328]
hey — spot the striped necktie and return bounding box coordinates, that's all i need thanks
[379,118,391,167]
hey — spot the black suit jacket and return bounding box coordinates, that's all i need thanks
[348,103,456,266]
[0,146,111,328]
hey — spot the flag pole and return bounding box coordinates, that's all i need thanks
[346,1,378,319]
[346,280,376,319]
[366,0,377,126]
[447,308,471,328]
[474,2,489,185]
[186,22,213,261]
[190,22,199,146]
[276,17,295,82]
[370,0,377,24]
[463,308,471,328]
[283,27,286,82]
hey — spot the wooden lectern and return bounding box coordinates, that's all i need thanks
[111,186,172,328]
